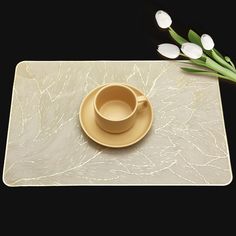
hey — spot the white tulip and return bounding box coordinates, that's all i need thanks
[201,34,215,50]
[155,10,172,29]
[157,43,180,59]
[181,42,203,59]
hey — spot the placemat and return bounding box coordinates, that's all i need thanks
[2,61,232,186]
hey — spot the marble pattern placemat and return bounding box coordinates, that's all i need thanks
[2,61,232,186]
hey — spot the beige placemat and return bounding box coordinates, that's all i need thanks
[2,61,232,186]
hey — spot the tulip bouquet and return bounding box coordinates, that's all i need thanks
[155,10,236,83]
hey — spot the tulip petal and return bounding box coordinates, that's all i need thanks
[155,10,172,29]
[157,43,180,59]
[201,34,215,50]
[188,30,222,59]
[181,43,203,59]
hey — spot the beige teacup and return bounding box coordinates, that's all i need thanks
[94,84,147,133]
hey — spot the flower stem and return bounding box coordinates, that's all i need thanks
[229,60,235,69]
[179,53,188,57]
[168,27,188,45]
[205,57,236,82]
[211,50,236,72]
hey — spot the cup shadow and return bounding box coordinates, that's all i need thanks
[78,123,154,156]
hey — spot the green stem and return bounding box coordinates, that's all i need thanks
[205,57,236,82]
[168,27,188,45]
[179,53,188,57]
[182,69,230,80]
[211,50,236,73]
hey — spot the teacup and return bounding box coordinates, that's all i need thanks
[94,83,147,133]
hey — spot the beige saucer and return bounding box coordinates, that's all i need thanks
[79,84,153,148]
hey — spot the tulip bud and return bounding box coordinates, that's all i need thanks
[157,43,180,59]
[201,34,215,50]
[181,42,203,59]
[155,10,172,29]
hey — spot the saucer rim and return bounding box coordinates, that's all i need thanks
[79,83,153,148]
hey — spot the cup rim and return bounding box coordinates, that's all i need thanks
[94,83,139,122]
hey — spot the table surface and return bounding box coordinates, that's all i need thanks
[2,61,232,186]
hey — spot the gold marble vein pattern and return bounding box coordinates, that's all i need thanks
[2,61,232,186]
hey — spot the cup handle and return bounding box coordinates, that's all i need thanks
[137,95,148,111]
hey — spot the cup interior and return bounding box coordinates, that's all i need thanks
[95,85,136,121]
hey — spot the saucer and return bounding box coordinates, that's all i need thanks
[79,84,153,148]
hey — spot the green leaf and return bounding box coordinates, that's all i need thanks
[180,61,207,71]
[187,29,212,61]
[180,61,197,66]
[181,67,229,80]
[190,58,206,67]
[188,29,202,47]
[181,67,209,73]
[168,28,188,45]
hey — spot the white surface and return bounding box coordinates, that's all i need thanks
[2,61,232,186]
